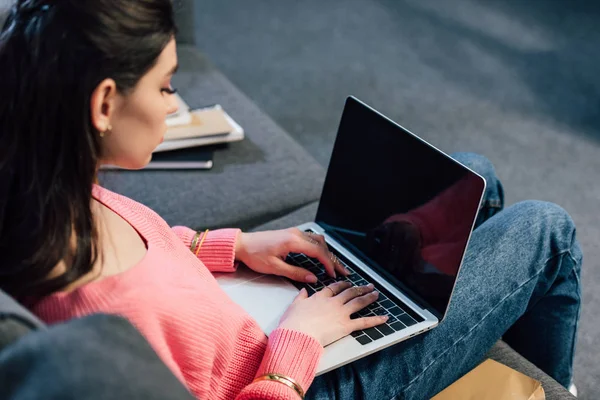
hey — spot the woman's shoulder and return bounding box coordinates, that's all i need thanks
[93,184,149,214]
[92,185,171,232]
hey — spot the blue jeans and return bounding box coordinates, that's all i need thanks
[307,153,583,400]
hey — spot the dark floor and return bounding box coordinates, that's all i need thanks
[195,0,600,396]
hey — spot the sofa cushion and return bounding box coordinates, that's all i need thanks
[0,314,195,400]
[173,0,195,45]
[0,291,45,350]
[250,201,319,232]
[99,46,325,231]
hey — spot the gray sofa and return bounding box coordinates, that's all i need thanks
[0,1,574,399]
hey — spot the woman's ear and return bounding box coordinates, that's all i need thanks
[90,78,118,133]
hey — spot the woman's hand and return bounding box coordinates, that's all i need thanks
[278,281,389,346]
[235,228,349,283]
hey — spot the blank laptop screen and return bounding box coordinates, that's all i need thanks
[316,97,485,318]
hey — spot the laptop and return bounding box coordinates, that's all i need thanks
[215,96,486,375]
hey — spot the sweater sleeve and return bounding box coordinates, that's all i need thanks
[236,328,323,400]
[171,226,240,273]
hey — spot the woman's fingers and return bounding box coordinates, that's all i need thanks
[293,287,309,303]
[271,257,320,283]
[303,231,326,247]
[317,281,352,297]
[345,289,380,314]
[288,229,349,278]
[330,254,350,277]
[286,231,338,278]
[350,315,389,333]
[334,283,375,304]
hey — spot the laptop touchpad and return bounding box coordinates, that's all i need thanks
[215,266,299,335]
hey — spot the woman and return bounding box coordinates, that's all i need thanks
[0,1,582,399]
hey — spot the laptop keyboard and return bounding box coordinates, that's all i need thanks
[285,251,422,345]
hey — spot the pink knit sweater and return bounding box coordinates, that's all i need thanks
[30,185,323,400]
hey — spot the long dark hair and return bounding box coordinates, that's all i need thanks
[0,0,176,298]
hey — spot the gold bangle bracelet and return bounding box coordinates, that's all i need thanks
[194,229,209,257]
[189,232,201,252]
[252,373,305,399]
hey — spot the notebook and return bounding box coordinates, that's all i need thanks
[145,146,214,170]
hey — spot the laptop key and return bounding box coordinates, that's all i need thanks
[379,299,395,309]
[376,324,395,336]
[355,335,373,345]
[358,309,370,317]
[377,308,390,316]
[316,273,327,281]
[363,327,384,340]
[290,281,303,290]
[350,330,363,338]
[356,279,368,286]
[365,303,378,311]
[371,307,386,315]
[399,314,417,327]
[389,321,406,331]
[388,306,404,316]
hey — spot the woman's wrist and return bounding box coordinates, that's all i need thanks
[234,231,246,261]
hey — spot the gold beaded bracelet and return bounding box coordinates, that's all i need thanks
[252,373,304,399]
[189,232,201,252]
[194,229,209,257]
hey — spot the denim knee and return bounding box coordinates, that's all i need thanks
[510,200,580,265]
[451,152,504,217]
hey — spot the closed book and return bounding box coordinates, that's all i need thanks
[155,107,244,152]
[164,106,234,141]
